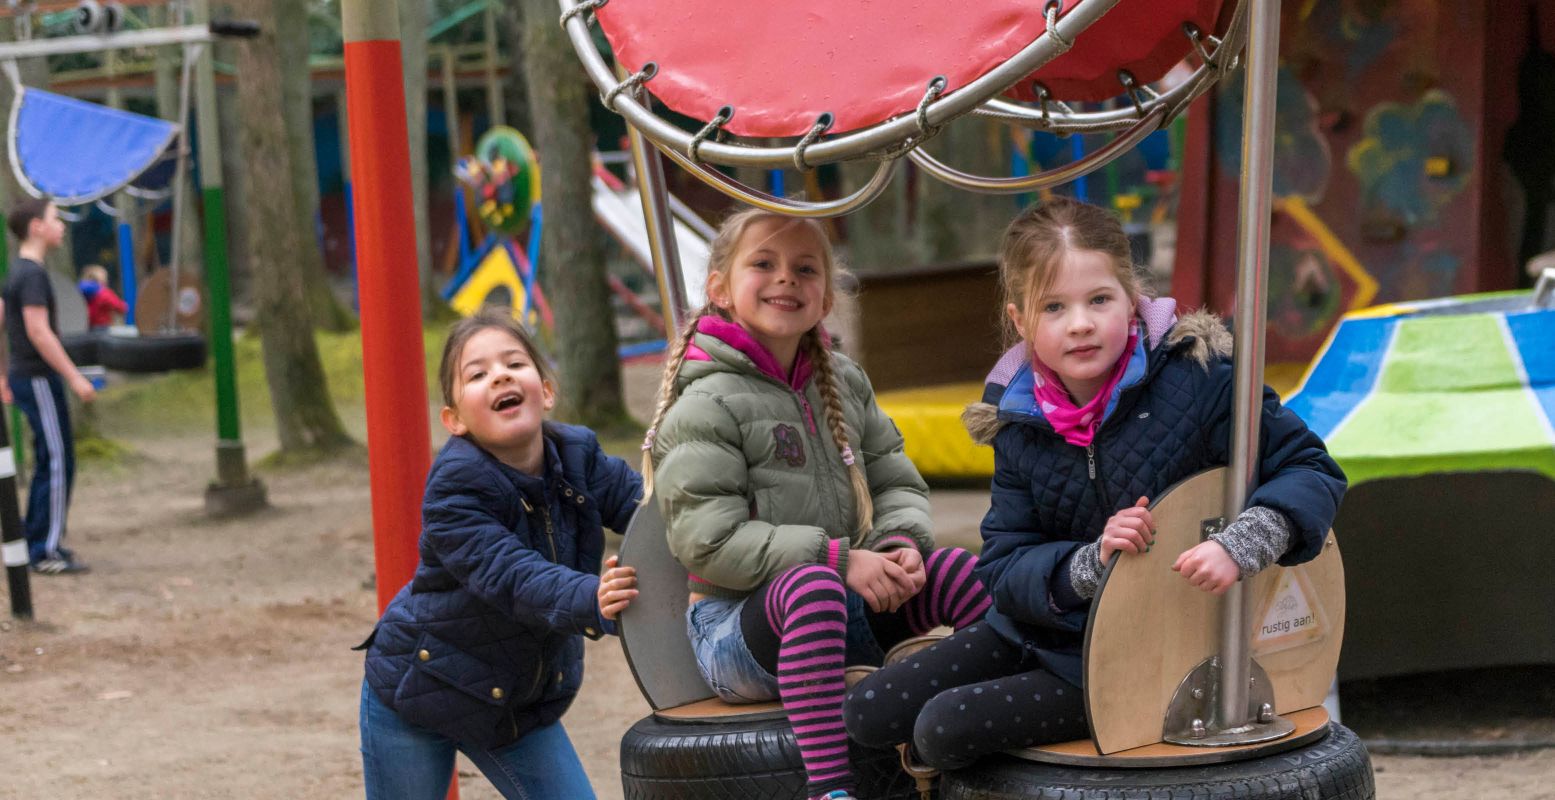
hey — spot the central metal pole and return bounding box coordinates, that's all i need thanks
[623,74,690,332]
[1219,0,1280,732]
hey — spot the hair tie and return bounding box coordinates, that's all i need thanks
[641,429,657,451]
[840,446,856,466]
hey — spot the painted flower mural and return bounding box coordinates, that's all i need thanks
[1215,67,1331,204]
[1346,90,1472,229]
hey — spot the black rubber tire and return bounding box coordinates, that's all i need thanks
[98,332,207,372]
[60,330,102,366]
[620,713,932,800]
[941,723,1373,800]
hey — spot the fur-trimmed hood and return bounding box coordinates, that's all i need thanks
[962,306,1233,445]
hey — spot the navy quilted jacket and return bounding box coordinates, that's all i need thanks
[967,312,1346,687]
[362,423,641,749]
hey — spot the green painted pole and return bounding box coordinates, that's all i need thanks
[0,244,23,475]
[193,0,264,514]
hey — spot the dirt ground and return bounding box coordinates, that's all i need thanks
[1,368,1552,798]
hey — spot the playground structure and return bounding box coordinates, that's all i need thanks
[0,1,265,524]
[444,124,711,360]
[1286,282,1555,682]
[340,0,1375,796]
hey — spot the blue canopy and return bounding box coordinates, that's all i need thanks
[8,87,179,205]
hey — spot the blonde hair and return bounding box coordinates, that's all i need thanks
[82,264,110,284]
[997,197,1144,347]
[640,208,873,534]
[438,307,559,409]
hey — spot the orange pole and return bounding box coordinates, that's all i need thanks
[341,5,431,615]
[342,5,454,797]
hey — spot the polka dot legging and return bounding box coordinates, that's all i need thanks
[844,623,1089,770]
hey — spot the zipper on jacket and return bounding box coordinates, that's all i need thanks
[541,505,558,562]
[796,391,818,435]
[1086,443,1113,513]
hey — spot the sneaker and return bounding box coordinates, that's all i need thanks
[31,556,90,575]
[817,792,858,800]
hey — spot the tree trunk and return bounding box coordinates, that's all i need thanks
[276,0,356,331]
[516,0,629,430]
[840,160,921,272]
[398,0,436,314]
[497,2,532,135]
[230,0,353,456]
[915,118,1011,263]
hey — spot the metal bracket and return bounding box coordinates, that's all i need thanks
[1162,656,1296,747]
[1533,267,1555,309]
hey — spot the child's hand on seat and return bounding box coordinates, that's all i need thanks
[597,555,639,620]
[880,547,926,598]
[846,549,912,613]
[1100,496,1154,565]
[1172,540,1239,595]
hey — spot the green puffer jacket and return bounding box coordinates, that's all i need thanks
[652,318,933,599]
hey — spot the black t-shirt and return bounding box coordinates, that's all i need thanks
[2,258,58,377]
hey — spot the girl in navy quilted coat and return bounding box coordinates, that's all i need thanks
[357,310,642,799]
[846,198,1346,769]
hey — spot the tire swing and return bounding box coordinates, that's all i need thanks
[6,24,209,374]
[565,0,1372,796]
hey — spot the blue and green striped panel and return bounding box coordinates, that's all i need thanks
[1287,300,1555,486]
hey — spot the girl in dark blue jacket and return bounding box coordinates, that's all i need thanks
[846,198,1345,769]
[358,310,642,799]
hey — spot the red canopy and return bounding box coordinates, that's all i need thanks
[595,0,1227,139]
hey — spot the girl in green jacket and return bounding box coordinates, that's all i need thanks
[642,208,991,800]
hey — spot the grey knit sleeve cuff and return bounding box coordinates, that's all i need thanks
[1068,541,1105,601]
[1208,506,1294,579]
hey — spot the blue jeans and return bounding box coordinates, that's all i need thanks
[687,590,886,703]
[359,680,596,800]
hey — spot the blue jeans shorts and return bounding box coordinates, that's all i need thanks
[686,590,886,704]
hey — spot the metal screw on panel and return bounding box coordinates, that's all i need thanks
[1191,719,1207,739]
[1258,703,1274,723]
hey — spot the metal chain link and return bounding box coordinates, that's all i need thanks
[792,112,834,172]
[1045,0,1072,50]
[603,62,657,112]
[688,105,734,163]
[558,0,607,29]
[879,76,950,160]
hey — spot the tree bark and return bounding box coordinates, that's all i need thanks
[397,0,436,314]
[516,0,629,429]
[231,0,353,456]
[840,160,921,273]
[276,0,356,331]
[915,118,1011,263]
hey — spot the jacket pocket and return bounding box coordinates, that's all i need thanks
[392,632,525,743]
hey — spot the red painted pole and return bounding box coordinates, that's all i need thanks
[341,5,431,614]
[341,5,454,797]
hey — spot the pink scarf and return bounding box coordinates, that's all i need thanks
[1031,318,1139,447]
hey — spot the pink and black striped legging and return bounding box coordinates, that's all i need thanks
[737,547,989,799]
